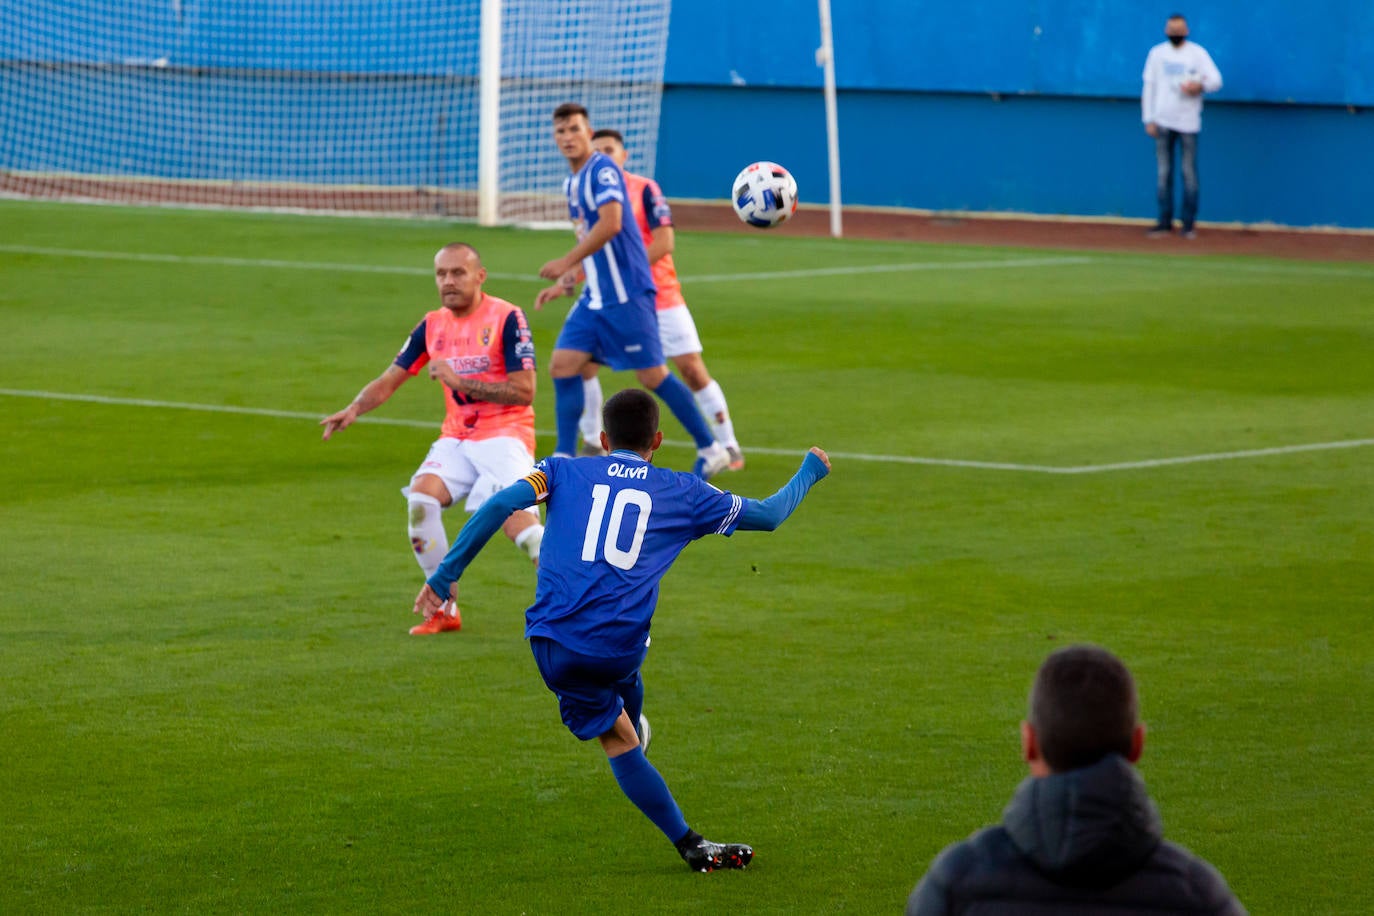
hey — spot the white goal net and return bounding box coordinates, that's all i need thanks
[0,0,672,223]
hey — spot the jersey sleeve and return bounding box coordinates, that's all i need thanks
[643,178,673,229]
[393,318,430,375]
[501,308,537,373]
[592,158,628,208]
[689,479,745,539]
[524,457,557,504]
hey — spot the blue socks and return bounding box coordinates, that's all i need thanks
[652,374,714,449]
[553,375,585,455]
[608,747,689,843]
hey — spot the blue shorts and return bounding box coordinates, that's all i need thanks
[530,636,645,740]
[554,290,664,371]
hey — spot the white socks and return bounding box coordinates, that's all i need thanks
[407,493,448,576]
[514,522,544,564]
[579,375,604,446]
[694,379,738,449]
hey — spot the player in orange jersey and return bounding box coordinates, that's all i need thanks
[321,243,543,635]
[573,129,744,469]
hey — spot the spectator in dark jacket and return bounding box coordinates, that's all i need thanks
[907,644,1245,915]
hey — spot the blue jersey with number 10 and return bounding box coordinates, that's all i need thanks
[524,451,743,657]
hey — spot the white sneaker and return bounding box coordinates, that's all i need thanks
[637,714,652,753]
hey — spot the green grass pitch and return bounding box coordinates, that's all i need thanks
[2,199,1371,913]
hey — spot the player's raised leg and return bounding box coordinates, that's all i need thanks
[599,709,752,872]
[462,437,545,568]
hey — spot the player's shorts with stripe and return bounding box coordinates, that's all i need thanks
[555,290,664,371]
[655,303,704,358]
[529,636,645,740]
[406,435,539,517]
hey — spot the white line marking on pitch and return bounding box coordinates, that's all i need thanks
[685,255,1095,282]
[8,243,1373,283]
[0,243,1092,285]
[1048,439,1374,474]
[4,388,1368,474]
[0,244,529,281]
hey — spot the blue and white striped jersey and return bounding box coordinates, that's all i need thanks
[562,151,657,309]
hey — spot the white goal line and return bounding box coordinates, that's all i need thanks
[3,388,1369,475]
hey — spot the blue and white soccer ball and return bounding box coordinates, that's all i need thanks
[731,161,798,229]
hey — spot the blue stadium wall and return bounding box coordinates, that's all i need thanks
[657,0,1374,229]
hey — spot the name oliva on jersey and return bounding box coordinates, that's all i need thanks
[606,462,650,480]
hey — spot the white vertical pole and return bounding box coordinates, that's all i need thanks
[477,0,501,225]
[817,0,842,238]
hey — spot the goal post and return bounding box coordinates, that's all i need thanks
[816,0,843,238]
[0,1,673,224]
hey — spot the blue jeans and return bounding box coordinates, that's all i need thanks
[1154,128,1199,231]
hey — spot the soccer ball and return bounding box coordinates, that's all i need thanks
[731,161,798,229]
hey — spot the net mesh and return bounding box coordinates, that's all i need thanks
[0,1,671,222]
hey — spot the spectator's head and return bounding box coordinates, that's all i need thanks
[602,388,662,455]
[1021,645,1145,776]
[1165,14,1188,45]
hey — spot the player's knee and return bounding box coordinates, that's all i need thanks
[674,357,710,390]
[407,492,444,528]
[410,473,451,506]
[637,365,670,388]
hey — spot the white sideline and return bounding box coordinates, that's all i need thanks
[0,243,1092,284]
[6,243,1373,282]
[3,388,1369,474]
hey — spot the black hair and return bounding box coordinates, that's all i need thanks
[552,102,589,122]
[591,128,624,144]
[1029,644,1138,772]
[602,388,659,452]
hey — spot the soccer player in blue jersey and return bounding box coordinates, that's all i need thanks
[413,388,831,872]
[534,102,732,480]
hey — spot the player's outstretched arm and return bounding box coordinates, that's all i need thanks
[735,447,831,532]
[415,479,540,616]
[321,365,408,440]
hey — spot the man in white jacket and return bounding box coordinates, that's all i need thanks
[1141,14,1222,238]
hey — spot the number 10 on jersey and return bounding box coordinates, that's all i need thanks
[582,485,653,570]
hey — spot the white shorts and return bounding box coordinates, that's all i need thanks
[405,436,538,517]
[656,304,704,358]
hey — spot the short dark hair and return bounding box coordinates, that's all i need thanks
[602,388,658,452]
[1029,645,1138,772]
[591,128,624,144]
[1167,13,1188,23]
[552,102,589,123]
